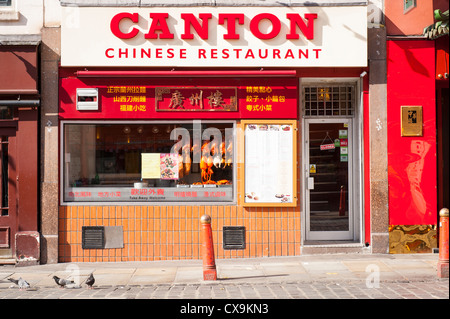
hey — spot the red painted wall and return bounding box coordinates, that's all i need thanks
[387,40,437,225]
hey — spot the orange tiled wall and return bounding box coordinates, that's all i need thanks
[58,122,302,262]
[58,205,301,262]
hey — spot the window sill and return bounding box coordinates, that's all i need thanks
[0,9,19,21]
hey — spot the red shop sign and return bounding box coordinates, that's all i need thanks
[155,87,238,111]
[59,76,298,120]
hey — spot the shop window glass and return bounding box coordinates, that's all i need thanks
[62,122,234,203]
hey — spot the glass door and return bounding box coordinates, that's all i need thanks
[305,119,353,240]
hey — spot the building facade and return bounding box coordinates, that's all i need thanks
[384,0,448,253]
[51,0,374,262]
[1,0,447,265]
[0,0,45,265]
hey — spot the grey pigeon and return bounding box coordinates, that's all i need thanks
[53,275,74,288]
[85,273,95,289]
[8,277,30,290]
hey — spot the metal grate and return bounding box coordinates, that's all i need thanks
[82,226,105,249]
[223,226,246,250]
[303,85,356,117]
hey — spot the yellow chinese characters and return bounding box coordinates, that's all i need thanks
[113,96,147,103]
[246,104,273,112]
[107,86,146,94]
[106,86,148,112]
[119,105,147,112]
[245,86,285,112]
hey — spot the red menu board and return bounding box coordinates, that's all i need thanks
[59,76,298,119]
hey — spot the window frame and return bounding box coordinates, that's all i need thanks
[0,0,12,7]
[302,83,357,118]
[0,0,18,21]
[59,120,237,206]
[403,0,416,14]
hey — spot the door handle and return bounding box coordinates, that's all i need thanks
[307,177,314,190]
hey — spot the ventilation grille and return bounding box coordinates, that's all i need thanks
[223,226,246,250]
[82,226,105,249]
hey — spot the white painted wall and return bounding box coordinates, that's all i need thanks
[0,0,61,37]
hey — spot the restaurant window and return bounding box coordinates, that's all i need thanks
[62,121,235,203]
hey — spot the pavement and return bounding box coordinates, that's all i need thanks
[0,253,448,302]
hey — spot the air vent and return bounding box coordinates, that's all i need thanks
[223,226,246,250]
[82,226,105,249]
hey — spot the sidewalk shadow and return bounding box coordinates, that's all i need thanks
[218,274,288,281]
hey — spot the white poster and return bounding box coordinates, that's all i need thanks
[244,124,294,204]
[141,153,161,179]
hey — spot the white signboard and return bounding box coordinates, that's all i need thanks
[61,6,367,67]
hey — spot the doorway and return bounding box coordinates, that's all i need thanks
[301,81,362,243]
[304,119,353,240]
[0,128,17,260]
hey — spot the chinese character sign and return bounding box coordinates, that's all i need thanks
[59,77,298,119]
[156,87,237,111]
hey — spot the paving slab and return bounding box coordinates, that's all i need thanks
[217,264,266,282]
[174,267,203,283]
[129,267,177,284]
[342,260,393,272]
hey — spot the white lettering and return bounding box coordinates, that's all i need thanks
[180,303,215,317]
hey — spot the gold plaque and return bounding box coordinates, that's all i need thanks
[401,106,422,136]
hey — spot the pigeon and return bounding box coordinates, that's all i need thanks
[8,277,30,290]
[53,275,74,288]
[85,273,95,289]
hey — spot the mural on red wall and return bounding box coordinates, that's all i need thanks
[387,40,437,225]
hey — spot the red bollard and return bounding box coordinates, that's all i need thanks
[438,208,449,278]
[201,214,217,281]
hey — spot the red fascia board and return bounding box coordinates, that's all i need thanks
[76,70,297,78]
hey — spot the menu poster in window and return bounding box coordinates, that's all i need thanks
[141,153,179,180]
[243,121,297,207]
[160,153,179,180]
[141,153,161,179]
